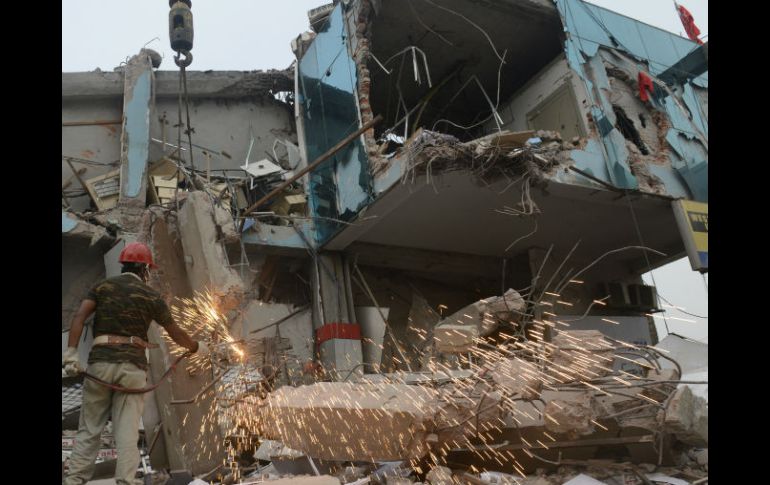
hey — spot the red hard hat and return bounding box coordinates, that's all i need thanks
[118,242,156,268]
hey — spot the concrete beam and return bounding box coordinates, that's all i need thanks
[62,69,294,100]
[178,191,246,312]
[259,380,503,461]
[118,51,154,212]
[260,382,437,461]
[242,220,315,256]
[348,242,505,279]
[144,215,223,474]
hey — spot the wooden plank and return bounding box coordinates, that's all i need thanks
[83,168,121,211]
[152,176,178,189]
[149,158,180,178]
[157,187,177,199]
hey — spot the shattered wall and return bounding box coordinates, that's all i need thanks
[62,98,124,212]
[555,0,707,201]
[486,54,590,139]
[151,98,295,172]
[63,68,296,215]
[292,0,707,257]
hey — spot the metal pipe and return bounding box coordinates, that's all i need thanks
[242,115,383,215]
[452,434,655,453]
[62,119,122,127]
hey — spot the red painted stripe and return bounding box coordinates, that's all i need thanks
[316,322,361,345]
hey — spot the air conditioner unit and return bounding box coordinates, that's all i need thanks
[600,282,658,311]
[602,282,628,307]
[628,284,658,311]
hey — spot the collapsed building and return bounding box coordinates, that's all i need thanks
[62,0,708,483]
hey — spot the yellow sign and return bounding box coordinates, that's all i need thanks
[672,200,708,272]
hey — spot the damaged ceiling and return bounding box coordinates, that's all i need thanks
[368,0,563,139]
[326,172,682,278]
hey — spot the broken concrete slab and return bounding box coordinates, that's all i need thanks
[479,471,521,484]
[482,289,527,324]
[433,324,478,353]
[260,382,438,461]
[489,357,543,400]
[255,439,305,461]
[426,465,455,485]
[689,448,707,469]
[655,334,707,375]
[435,381,504,443]
[259,379,504,462]
[543,392,602,438]
[549,330,616,380]
[178,191,245,312]
[664,386,708,447]
[61,211,114,247]
[436,289,526,338]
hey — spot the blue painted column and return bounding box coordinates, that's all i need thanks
[118,50,154,212]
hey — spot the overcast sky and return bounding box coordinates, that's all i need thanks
[61,0,708,72]
[62,0,708,343]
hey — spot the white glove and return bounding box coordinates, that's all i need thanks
[195,340,210,357]
[62,347,83,376]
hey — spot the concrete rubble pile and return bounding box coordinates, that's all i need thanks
[211,328,707,485]
[400,130,577,187]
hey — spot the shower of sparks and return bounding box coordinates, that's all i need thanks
[167,290,245,374]
[152,282,699,483]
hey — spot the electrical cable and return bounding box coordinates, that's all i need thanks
[81,351,192,394]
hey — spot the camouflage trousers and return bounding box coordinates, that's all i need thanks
[64,362,146,485]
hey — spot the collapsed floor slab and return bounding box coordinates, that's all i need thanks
[260,382,438,461]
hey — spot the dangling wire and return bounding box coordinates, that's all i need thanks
[181,63,195,173]
[625,192,670,335]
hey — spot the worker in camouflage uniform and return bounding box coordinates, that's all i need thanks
[63,242,209,485]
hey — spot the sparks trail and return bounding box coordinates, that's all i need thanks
[166,290,245,374]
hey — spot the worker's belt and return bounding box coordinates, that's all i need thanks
[93,335,159,349]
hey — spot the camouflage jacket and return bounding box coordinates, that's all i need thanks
[86,272,174,369]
